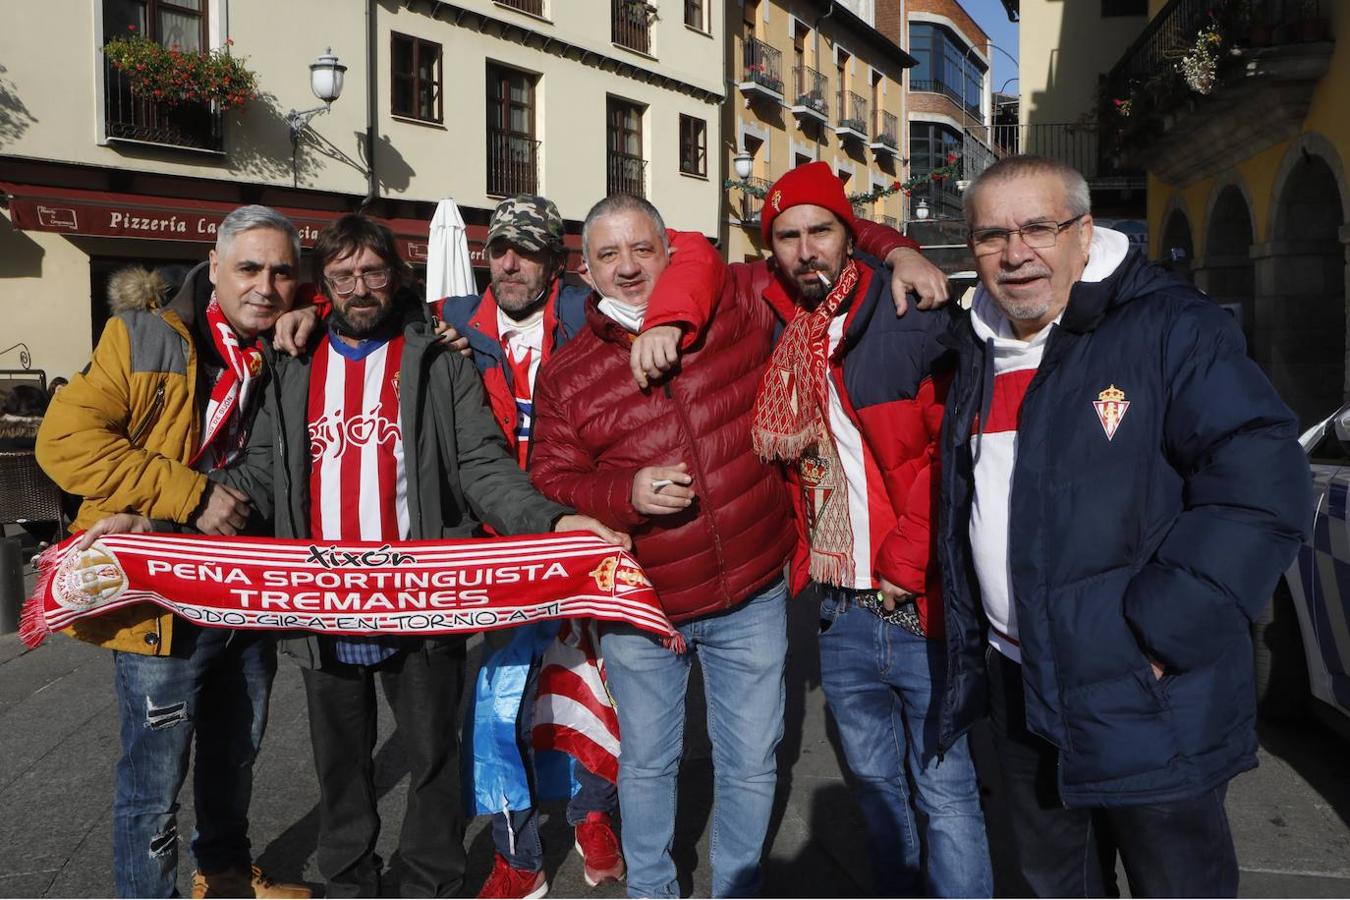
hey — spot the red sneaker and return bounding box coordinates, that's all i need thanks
[574,811,626,887]
[476,853,548,899]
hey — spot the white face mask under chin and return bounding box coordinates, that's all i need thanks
[597,296,647,333]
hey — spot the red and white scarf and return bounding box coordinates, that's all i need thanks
[21,531,673,648]
[751,260,865,586]
[191,294,263,469]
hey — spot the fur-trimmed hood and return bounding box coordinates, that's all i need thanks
[107,267,169,313]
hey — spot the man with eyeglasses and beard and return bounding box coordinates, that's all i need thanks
[936,155,1310,896]
[216,213,628,898]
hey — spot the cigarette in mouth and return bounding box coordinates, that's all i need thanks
[815,271,832,289]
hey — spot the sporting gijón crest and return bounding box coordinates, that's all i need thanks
[1093,384,1129,441]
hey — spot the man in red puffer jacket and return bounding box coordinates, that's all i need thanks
[529,192,943,898]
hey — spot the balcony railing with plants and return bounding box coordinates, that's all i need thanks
[608,151,647,196]
[496,0,544,14]
[1101,0,1330,175]
[793,66,829,116]
[742,37,784,95]
[612,0,656,55]
[873,110,899,149]
[486,131,540,197]
[101,35,255,152]
[837,90,868,134]
[736,175,773,225]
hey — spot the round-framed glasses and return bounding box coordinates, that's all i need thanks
[326,268,391,296]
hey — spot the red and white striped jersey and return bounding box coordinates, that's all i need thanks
[968,294,1053,665]
[307,333,411,542]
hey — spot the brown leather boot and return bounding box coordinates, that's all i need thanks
[191,865,311,899]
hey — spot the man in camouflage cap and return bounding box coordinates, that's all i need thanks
[434,195,626,898]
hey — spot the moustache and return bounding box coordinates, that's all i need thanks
[996,268,1051,283]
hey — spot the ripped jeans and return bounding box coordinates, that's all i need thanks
[112,623,276,898]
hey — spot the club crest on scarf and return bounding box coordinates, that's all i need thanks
[53,543,127,611]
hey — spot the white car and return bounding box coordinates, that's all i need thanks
[1261,404,1350,726]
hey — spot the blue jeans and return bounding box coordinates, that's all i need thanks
[491,658,618,870]
[112,625,276,898]
[600,579,787,898]
[818,588,992,898]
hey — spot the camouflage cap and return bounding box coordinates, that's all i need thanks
[486,195,565,254]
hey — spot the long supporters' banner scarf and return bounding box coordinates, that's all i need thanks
[190,293,263,469]
[20,531,672,648]
[751,259,867,586]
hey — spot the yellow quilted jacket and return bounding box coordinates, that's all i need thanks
[35,269,212,655]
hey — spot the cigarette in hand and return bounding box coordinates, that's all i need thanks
[650,479,674,491]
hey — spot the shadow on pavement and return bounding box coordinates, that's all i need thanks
[1257,714,1350,830]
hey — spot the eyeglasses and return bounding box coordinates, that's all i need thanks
[325,268,390,296]
[969,215,1085,255]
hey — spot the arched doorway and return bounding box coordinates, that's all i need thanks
[1160,207,1194,282]
[1257,150,1347,426]
[1198,184,1255,345]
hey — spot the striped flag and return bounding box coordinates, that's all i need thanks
[532,620,620,783]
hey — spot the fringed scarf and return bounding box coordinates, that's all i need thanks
[751,259,866,586]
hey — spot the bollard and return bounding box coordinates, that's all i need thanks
[0,537,25,635]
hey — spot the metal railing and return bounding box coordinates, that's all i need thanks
[873,110,898,148]
[1104,0,1305,105]
[909,77,981,119]
[838,90,868,133]
[496,0,544,14]
[984,122,1144,182]
[743,37,784,95]
[103,58,223,152]
[612,1,653,54]
[607,151,647,196]
[736,176,773,225]
[486,131,539,197]
[793,66,829,116]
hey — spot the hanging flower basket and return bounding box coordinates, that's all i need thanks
[103,32,258,109]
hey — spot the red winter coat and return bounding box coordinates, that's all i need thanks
[530,271,794,622]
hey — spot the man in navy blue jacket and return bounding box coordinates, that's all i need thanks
[938,155,1311,897]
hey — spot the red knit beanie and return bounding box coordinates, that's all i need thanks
[760,161,857,244]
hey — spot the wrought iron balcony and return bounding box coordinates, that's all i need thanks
[607,151,647,197]
[1103,0,1332,184]
[487,131,540,197]
[836,90,868,140]
[612,1,654,55]
[791,66,829,124]
[740,37,784,101]
[103,58,223,153]
[871,110,899,154]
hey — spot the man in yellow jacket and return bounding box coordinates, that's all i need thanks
[36,205,310,900]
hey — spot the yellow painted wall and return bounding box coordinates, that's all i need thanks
[723,0,907,262]
[1147,6,1349,256]
[1017,0,1146,126]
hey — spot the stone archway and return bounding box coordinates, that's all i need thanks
[1160,206,1195,282]
[1197,183,1256,343]
[1254,142,1348,426]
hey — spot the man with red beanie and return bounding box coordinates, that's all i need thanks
[753,162,991,896]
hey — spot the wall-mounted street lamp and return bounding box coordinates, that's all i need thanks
[285,49,348,186]
[915,199,931,220]
[733,149,754,180]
